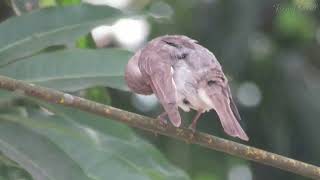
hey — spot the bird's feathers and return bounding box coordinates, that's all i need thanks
[125,50,153,95]
[139,49,182,127]
[125,35,248,140]
[207,89,248,140]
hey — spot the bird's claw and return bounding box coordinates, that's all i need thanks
[157,112,169,127]
[188,124,196,133]
[159,119,168,127]
[157,116,168,127]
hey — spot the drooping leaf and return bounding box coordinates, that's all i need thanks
[1,104,190,180]
[0,4,122,66]
[10,0,41,15]
[0,90,15,102]
[0,153,21,168]
[56,0,81,5]
[0,49,131,91]
[0,157,33,180]
[0,119,92,180]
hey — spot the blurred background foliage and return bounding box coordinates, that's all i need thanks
[0,0,320,180]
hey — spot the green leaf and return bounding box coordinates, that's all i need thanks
[56,0,81,5]
[76,34,97,49]
[1,105,190,180]
[275,4,315,41]
[85,87,112,104]
[0,90,15,102]
[0,153,21,168]
[0,120,92,180]
[0,49,131,91]
[2,165,33,180]
[0,4,122,66]
[39,0,57,8]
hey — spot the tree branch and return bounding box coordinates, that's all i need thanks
[0,75,319,179]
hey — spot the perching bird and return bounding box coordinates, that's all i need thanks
[125,35,249,141]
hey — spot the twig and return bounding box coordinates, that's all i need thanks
[0,75,319,179]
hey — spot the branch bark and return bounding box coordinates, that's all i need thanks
[0,75,319,179]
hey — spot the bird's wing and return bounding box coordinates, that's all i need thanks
[140,54,181,127]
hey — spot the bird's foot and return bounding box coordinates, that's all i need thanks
[158,118,168,127]
[188,123,197,133]
[188,111,201,133]
[157,111,169,126]
[157,113,168,127]
[186,124,196,143]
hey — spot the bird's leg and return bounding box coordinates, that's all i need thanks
[157,111,168,125]
[188,111,202,132]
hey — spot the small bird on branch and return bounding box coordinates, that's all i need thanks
[125,35,248,141]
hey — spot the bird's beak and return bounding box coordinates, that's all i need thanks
[200,87,248,141]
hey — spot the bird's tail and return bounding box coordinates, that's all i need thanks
[213,95,249,141]
[218,110,249,141]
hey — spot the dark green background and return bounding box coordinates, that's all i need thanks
[1,0,320,180]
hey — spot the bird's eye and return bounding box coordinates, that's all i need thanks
[183,99,190,105]
[177,53,188,59]
[207,80,217,86]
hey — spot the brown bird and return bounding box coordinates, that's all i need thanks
[125,35,249,141]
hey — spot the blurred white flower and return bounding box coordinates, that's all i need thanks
[131,94,158,112]
[248,33,273,60]
[112,18,150,50]
[82,0,131,9]
[237,82,262,107]
[228,165,252,180]
[91,18,149,50]
[149,1,173,19]
[91,25,113,48]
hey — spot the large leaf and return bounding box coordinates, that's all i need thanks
[0,49,131,91]
[56,0,81,5]
[0,90,15,102]
[0,119,92,180]
[0,4,122,66]
[1,105,190,180]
